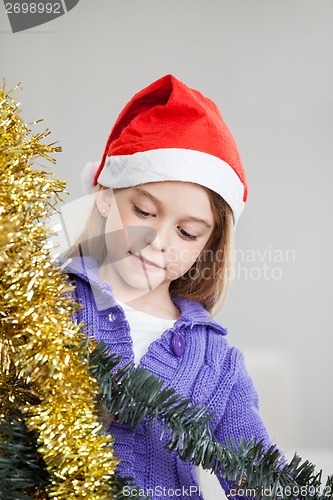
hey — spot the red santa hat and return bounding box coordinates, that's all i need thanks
[83,74,248,225]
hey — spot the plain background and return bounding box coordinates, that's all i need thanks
[1,0,332,490]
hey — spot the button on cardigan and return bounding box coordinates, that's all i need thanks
[64,256,272,500]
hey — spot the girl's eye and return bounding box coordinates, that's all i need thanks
[177,227,198,241]
[134,205,153,218]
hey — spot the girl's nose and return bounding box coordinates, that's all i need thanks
[127,226,157,254]
[145,224,168,252]
[149,233,164,252]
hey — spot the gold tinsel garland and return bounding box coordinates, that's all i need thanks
[0,82,119,498]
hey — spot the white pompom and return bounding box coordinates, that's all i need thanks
[81,161,100,194]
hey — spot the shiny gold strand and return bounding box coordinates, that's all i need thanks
[0,82,119,498]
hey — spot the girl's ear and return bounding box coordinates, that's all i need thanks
[96,186,113,217]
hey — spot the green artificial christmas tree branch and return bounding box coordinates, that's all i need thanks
[0,413,49,499]
[88,341,333,500]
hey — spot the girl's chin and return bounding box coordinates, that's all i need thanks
[118,260,166,291]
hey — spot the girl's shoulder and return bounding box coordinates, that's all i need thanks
[59,255,100,285]
[58,255,118,311]
[170,291,229,337]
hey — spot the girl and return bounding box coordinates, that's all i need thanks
[63,74,273,499]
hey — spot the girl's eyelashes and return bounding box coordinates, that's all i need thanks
[177,227,198,241]
[133,205,152,218]
[133,204,198,241]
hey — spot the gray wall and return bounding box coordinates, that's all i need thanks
[2,0,332,461]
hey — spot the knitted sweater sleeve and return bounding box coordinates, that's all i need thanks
[213,350,274,499]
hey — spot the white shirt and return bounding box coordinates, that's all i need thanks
[116,299,176,366]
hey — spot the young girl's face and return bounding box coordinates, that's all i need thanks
[97,181,215,299]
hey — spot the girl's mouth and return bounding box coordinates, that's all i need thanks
[129,251,164,270]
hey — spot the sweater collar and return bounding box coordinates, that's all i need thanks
[60,255,228,336]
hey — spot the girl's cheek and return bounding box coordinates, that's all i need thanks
[166,266,182,281]
[168,248,179,263]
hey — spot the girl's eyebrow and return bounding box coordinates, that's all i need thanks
[132,187,212,228]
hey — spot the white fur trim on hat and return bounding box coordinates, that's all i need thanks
[97,148,245,226]
[81,161,100,194]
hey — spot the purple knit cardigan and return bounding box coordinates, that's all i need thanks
[65,256,272,499]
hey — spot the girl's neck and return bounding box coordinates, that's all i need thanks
[119,295,180,320]
[98,263,180,320]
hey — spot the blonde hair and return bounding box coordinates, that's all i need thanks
[64,186,234,317]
